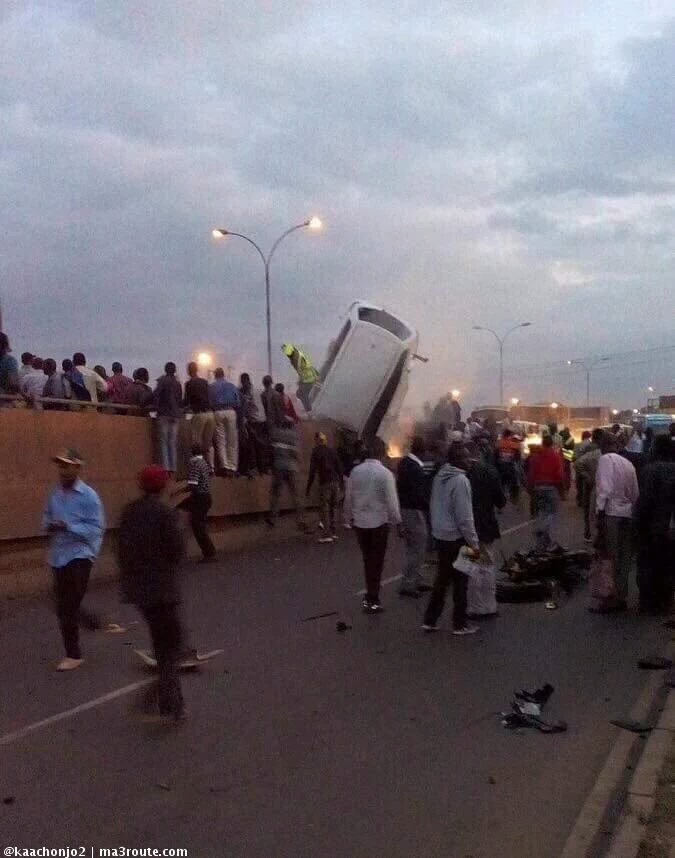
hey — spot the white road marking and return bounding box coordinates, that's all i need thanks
[0,679,153,748]
[353,519,533,595]
[500,520,534,536]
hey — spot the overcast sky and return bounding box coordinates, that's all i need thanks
[2,1,674,412]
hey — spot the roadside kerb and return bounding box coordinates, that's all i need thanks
[605,641,675,858]
[559,640,674,858]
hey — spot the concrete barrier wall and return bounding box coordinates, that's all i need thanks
[0,410,328,542]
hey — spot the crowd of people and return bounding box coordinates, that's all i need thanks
[0,332,316,481]
[7,319,672,720]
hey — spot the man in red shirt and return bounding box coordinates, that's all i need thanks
[526,434,566,550]
[274,382,300,424]
[108,362,134,404]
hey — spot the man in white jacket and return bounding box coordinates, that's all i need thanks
[423,442,481,635]
[343,437,401,613]
[595,434,639,611]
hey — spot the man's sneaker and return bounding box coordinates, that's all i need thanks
[421,623,438,633]
[103,622,127,634]
[330,534,339,542]
[56,657,84,671]
[362,600,385,614]
[584,535,593,543]
[318,536,335,544]
[452,624,479,636]
[318,521,326,531]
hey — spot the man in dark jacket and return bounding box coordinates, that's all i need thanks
[126,368,154,412]
[636,435,674,614]
[154,362,183,474]
[396,437,432,597]
[118,465,185,720]
[466,442,506,545]
[306,432,343,542]
[267,423,307,530]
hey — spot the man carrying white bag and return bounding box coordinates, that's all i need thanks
[455,545,499,617]
[462,442,506,618]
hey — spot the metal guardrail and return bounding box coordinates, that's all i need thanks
[0,393,144,413]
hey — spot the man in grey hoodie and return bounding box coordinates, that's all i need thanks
[423,442,481,635]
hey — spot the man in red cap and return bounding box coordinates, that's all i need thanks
[117,464,186,720]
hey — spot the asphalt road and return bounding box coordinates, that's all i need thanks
[0,498,670,858]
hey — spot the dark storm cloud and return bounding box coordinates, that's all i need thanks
[1,2,674,410]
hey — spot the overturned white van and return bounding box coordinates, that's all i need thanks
[308,301,419,441]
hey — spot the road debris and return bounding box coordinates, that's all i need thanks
[302,611,339,622]
[502,683,566,733]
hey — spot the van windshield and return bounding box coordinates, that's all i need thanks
[357,307,411,341]
[320,319,351,379]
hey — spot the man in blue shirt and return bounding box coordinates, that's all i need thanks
[208,367,241,476]
[0,332,19,397]
[43,449,106,671]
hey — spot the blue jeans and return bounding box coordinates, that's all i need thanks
[158,417,179,472]
[533,485,559,550]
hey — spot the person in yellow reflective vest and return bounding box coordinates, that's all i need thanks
[560,427,575,490]
[282,344,320,412]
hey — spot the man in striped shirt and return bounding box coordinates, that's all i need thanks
[173,445,217,563]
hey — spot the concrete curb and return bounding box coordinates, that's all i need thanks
[559,639,674,858]
[606,654,674,858]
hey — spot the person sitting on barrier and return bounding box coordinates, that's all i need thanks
[72,353,107,403]
[42,358,72,410]
[20,356,46,407]
[18,351,34,382]
[0,333,19,397]
[126,367,154,412]
[108,362,134,404]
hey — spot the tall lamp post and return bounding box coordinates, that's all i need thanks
[212,217,322,377]
[472,322,532,405]
[567,356,609,406]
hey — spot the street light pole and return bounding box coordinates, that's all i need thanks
[472,322,532,405]
[567,357,609,406]
[212,218,322,377]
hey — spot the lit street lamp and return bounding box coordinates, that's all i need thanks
[510,397,520,406]
[212,218,323,376]
[567,356,609,406]
[472,322,532,405]
[197,351,213,378]
[550,402,559,410]
[451,389,461,399]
